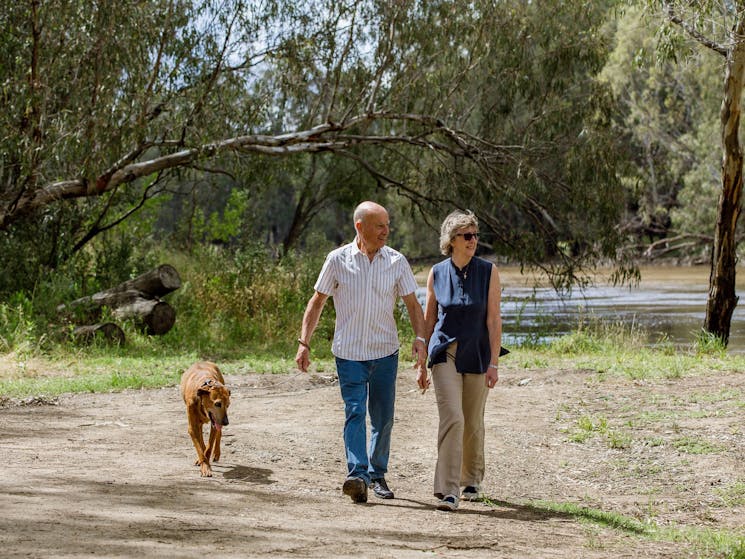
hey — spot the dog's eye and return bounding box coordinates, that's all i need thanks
[215,402,222,408]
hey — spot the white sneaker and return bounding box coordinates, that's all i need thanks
[437,494,459,511]
[461,486,480,501]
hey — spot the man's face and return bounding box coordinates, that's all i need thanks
[356,208,389,253]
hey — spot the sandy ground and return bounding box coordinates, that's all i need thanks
[2,362,744,558]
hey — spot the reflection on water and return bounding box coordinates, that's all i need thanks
[415,265,745,353]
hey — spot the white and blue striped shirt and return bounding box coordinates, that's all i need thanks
[315,240,418,361]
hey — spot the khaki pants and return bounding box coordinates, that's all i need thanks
[432,343,489,499]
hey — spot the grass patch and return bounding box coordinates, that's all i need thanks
[528,500,651,534]
[480,497,745,557]
[716,481,745,507]
[0,349,338,399]
[513,320,745,381]
[672,436,725,455]
[567,414,632,449]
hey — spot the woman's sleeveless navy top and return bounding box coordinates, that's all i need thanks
[427,256,498,373]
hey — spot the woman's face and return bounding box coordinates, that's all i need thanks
[451,226,478,257]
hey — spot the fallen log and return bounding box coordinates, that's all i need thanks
[108,263,181,298]
[57,264,181,313]
[113,298,176,336]
[72,323,126,345]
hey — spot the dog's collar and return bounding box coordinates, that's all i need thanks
[200,379,223,388]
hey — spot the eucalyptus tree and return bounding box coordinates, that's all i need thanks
[641,1,745,344]
[601,6,721,260]
[373,0,628,287]
[1,0,627,294]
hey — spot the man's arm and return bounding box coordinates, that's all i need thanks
[295,291,329,372]
[402,291,427,369]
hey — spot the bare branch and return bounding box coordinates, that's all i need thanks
[642,232,714,258]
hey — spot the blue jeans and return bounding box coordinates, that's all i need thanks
[335,351,399,485]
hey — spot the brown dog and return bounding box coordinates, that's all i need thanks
[180,361,231,477]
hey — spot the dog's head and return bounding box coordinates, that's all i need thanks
[198,379,231,431]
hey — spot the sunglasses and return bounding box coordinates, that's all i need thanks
[455,232,479,241]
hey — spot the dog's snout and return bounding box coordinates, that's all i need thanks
[222,415,229,426]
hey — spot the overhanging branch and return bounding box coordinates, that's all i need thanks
[0,112,510,230]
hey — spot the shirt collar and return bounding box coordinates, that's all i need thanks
[352,237,385,261]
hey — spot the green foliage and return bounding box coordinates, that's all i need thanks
[509,498,745,555]
[568,413,632,449]
[0,0,638,296]
[156,243,340,357]
[0,293,40,355]
[600,5,722,259]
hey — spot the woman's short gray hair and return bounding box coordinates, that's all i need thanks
[439,210,478,256]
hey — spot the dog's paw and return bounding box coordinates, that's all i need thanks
[200,463,213,477]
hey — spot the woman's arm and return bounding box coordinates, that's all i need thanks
[485,263,503,388]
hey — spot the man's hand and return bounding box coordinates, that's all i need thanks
[295,345,310,373]
[412,338,427,369]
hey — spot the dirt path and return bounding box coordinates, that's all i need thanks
[2,364,744,558]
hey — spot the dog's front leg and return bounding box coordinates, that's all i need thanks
[207,426,222,463]
[187,416,212,477]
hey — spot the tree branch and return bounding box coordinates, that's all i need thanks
[664,2,728,56]
[0,112,510,230]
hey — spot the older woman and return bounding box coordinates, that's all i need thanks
[418,209,506,511]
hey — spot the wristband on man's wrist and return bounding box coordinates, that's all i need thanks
[297,338,311,350]
[415,336,426,344]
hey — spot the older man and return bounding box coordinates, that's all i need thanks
[295,201,427,503]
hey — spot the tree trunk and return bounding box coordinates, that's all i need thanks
[112,298,176,336]
[72,323,126,345]
[705,26,745,345]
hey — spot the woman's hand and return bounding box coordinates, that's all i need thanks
[485,366,498,389]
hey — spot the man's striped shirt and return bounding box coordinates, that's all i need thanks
[315,240,418,361]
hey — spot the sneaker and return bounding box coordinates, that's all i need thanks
[371,478,394,499]
[342,477,368,503]
[461,485,480,501]
[436,494,459,511]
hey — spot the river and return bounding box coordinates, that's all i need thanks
[415,265,745,353]
[500,265,745,353]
